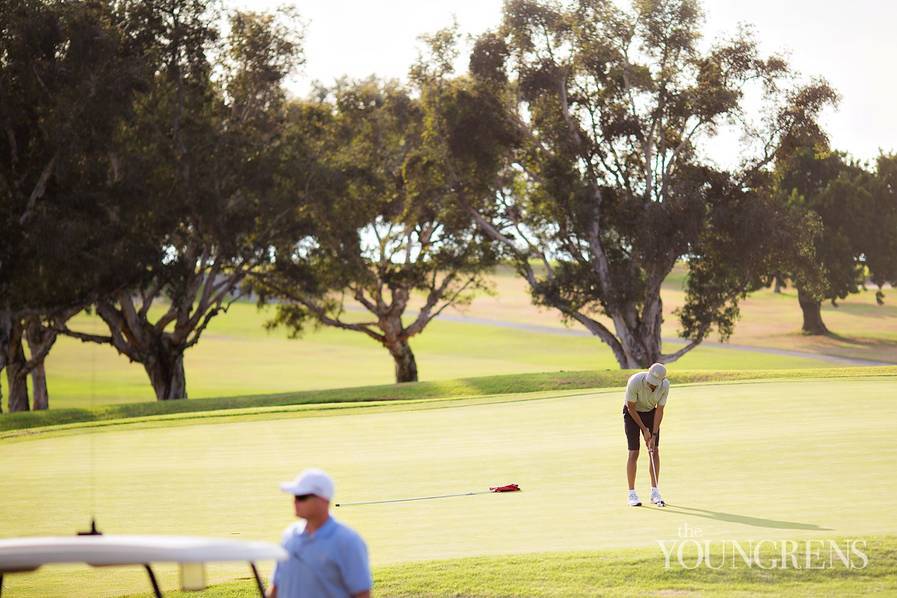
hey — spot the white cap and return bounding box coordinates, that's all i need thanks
[645,363,667,386]
[279,468,335,501]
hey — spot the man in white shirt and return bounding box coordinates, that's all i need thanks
[623,363,669,507]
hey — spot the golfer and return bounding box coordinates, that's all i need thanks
[623,363,668,507]
[267,468,372,598]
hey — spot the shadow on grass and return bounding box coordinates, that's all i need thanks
[821,300,897,319]
[812,330,880,345]
[655,504,833,531]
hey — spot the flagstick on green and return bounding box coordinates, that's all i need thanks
[336,484,521,507]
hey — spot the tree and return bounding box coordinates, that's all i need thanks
[451,0,833,368]
[253,75,503,383]
[60,4,307,400]
[1,0,160,411]
[774,141,861,334]
[863,154,897,304]
[774,142,897,334]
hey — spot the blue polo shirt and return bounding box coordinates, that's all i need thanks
[271,517,371,597]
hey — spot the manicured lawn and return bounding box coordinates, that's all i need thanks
[2,376,895,596]
[469,266,897,363]
[0,301,843,411]
[133,536,897,597]
[4,367,894,436]
[5,265,893,412]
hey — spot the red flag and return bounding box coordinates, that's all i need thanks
[489,483,520,493]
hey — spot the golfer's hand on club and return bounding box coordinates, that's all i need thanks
[646,433,656,451]
[642,428,653,449]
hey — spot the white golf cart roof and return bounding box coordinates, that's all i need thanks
[0,535,287,597]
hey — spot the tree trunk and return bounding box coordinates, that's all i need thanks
[551,292,666,369]
[797,287,829,335]
[5,323,30,412]
[610,295,664,369]
[614,325,662,368]
[387,339,418,383]
[25,317,60,411]
[773,274,784,293]
[84,299,195,401]
[143,344,188,400]
[30,362,49,410]
[0,310,9,414]
[6,362,30,412]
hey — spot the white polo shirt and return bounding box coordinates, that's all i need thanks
[624,372,669,412]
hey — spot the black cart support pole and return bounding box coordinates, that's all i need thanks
[251,562,266,596]
[144,564,162,598]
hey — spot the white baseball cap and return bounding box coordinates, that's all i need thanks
[279,468,335,501]
[645,363,667,386]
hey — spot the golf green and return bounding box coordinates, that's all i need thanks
[2,377,895,596]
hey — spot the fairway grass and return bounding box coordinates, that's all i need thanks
[3,366,896,437]
[3,267,893,411]
[1,299,858,411]
[2,376,896,597]
[132,537,897,597]
[475,266,897,364]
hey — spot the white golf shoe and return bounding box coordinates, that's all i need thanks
[628,490,642,507]
[650,488,665,507]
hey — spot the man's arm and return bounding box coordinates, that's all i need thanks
[340,534,373,598]
[625,401,652,443]
[649,382,669,449]
[649,405,664,449]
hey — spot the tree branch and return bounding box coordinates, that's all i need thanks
[403,272,460,337]
[660,337,702,363]
[95,301,144,362]
[19,153,58,225]
[265,279,385,343]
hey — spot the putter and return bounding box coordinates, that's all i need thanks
[647,438,665,507]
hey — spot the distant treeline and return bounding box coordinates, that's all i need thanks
[2,0,895,411]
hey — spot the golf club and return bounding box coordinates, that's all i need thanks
[647,435,665,507]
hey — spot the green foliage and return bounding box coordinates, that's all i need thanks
[864,154,897,302]
[0,0,173,411]
[0,0,160,312]
[774,143,866,304]
[459,0,836,367]
[54,1,312,400]
[772,139,897,334]
[254,73,506,382]
[679,177,821,341]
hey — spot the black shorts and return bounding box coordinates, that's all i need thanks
[623,406,659,451]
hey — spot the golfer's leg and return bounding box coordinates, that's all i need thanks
[627,450,639,490]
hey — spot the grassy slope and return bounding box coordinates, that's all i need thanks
[472,265,897,363]
[2,376,896,597]
[4,366,896,436]
[5,265,894,411]
[133,537,897,597]
[2,301,835,410]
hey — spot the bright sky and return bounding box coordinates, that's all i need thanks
[229,0,897,162]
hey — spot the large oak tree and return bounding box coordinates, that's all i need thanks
[451,0,833,368]
[254,74,506,383]
[61,3,307,400]
[1,0,160,411]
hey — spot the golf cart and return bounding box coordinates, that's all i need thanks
[0,526,286,597]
